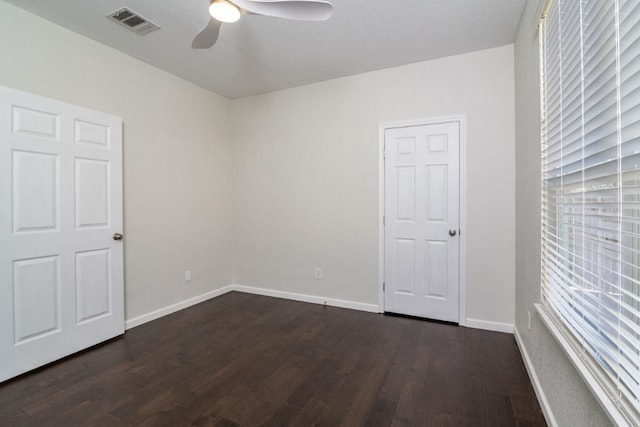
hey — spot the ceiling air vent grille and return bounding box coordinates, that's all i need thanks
[107,8,160,35]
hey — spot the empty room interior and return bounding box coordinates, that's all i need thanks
[1,0,639,426]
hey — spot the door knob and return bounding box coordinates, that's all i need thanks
[449,229,457,237]
[113,233,123,241]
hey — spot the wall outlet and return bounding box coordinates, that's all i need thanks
[314,267,322,280]
[184,270,192,282]
[527,311,531,331]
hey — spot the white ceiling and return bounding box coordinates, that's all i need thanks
[5,0,526,99]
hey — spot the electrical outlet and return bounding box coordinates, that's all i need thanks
[314,268,322,279]
[527,311,531,331]
[185,270,192,282]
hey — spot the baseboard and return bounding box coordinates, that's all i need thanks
[465,318,514,334]
[514,327,558,427]
[125,285,235,329]
[230,284,380,313]
[124,285,509,335]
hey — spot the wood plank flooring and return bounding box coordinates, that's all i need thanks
[0,292,546,426]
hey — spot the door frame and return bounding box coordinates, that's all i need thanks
[378,115,467,326]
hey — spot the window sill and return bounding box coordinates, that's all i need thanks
[534,303,635,427]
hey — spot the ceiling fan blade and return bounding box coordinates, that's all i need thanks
[192,17,222,49]
[232,0,333,21]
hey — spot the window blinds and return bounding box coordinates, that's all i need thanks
[541,0,640,422]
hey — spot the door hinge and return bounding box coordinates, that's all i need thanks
[383,216,385,226]
[383,282,385,291]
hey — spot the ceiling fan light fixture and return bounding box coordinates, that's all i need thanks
[209,0,241,23]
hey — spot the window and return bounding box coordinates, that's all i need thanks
[540,0,640,424]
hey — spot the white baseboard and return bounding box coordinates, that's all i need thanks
[514,326,558,427]
[125,285,235,329]
[465,318,514,334]
[231,284,380,313]
[125,284,379,330]
[124,285,510,337]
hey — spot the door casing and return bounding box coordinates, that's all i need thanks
[378,116,467,326]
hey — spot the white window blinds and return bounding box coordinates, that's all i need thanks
[541,0,640,423]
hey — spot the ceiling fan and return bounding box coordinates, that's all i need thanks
[192,0,334,49]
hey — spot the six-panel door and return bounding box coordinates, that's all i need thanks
[384,122,460,322]
[0,86,124,382]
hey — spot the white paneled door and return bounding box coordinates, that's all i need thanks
[0,86,124,382]
[384,122,460,322]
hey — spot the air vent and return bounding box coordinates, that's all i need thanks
[107,7,160,35]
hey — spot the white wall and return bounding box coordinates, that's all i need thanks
[514,1,613,425]
[231,45,516,327]
[0,1,233,321]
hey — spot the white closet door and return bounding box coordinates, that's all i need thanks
[384,122,460,322]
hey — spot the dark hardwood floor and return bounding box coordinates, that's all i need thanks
[0,292,546,427]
